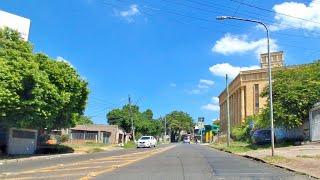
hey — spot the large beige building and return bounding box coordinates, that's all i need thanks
[218,51,284,132]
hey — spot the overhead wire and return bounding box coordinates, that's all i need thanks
[107,0,319,50]
[230,0,320,25]
[183,0,320,38]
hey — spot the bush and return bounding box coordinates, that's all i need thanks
[135,132,143,140]
[86,148,104,153]
[56,135,69,144]
[123,141,137,149]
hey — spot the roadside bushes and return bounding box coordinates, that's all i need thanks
[231,114,268,143]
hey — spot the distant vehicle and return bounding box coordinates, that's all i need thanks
[183,137,190,144]
[251,129,275,144]
[137,136,157,148]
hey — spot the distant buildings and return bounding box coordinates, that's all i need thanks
[218,51,284,132]
[0,10,31,41]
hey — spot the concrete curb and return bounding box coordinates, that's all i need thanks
[208,145,319,179]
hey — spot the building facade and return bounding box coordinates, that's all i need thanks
[0,10,31,41]
[218,51,284,132]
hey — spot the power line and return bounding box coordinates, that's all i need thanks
[86,98,128,116]
[230,0,320,25]
[183,0,320,38]
[232,0,244,17]
[97,0,319,50]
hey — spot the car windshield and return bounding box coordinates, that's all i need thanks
[140,137,151,140]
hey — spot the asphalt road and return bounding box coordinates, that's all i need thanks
[0,144,313,180]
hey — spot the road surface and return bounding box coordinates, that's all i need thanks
[0,144,313,180]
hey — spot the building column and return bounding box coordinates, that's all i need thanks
[241,86,246,122]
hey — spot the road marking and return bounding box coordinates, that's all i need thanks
[3,173,84,180]
[1,146,175,180]
[79,146,174,180]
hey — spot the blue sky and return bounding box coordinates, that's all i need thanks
[1,0,320,125]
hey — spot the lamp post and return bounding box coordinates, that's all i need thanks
[216,16,275,156]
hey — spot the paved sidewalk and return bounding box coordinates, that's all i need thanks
[238,142,320,178]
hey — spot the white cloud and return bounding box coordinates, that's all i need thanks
[209,63,260,78]
[199,79,214,86]
[201,104,220,111]
[212,96,219,104]
[197,84,209,89]
[270,1,320,31]
[56,56,74,68]
[169,83,177,87]
[212,33,278,58]
[115,4,140,23]
[187,89,201,94]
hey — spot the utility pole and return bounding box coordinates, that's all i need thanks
[128,95,135,142]
[226,74,231,146]
[164,117,167,144]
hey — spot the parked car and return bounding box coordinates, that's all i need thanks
[137,136,157,148]
[251,129,275,144]
[183,137,190,144]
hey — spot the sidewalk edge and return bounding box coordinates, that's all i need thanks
[208,145,319,179]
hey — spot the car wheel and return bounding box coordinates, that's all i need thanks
[154,144,156,147]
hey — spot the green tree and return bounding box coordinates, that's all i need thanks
[106,105,162,137]
[165,111,194,142]
[261,61,320,128]
[74,115,94,125]
[0,28,89,129]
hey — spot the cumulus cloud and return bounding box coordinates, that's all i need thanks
[169,83,177,87]
[209,63,260,79]
[199,79,214,86]
[115,4,140,23]
[201,104,220,111]
[270,1,320,31]
[212,96,219,104]
[212,33,278,58]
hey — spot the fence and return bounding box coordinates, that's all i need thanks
[71,132,98,140]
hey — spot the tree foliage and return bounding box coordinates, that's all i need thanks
[106,105,162,137]
[74,116,94,125]
[0,28,89,129]
[261,62,320,128]
[164,111,194,142]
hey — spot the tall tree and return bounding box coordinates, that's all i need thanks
[0,28,89,129]
[106,105,162,137]
[261,61,320,128]
[165,111,194,142]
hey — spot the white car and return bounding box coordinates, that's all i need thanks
[137,136,157,148]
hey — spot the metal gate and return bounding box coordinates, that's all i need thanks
[310,103,320,141]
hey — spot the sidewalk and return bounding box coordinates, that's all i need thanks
[238,142,320,178]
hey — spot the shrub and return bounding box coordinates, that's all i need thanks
[86,148,104,153]
[56,135,69,144]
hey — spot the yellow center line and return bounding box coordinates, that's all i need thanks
[1,146,174,179]
[79,146,174,180]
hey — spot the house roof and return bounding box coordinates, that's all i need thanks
[70,124,125,132]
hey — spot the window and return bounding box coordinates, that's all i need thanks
[12,130,35,139]
[254,84,259,113]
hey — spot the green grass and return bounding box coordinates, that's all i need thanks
[211,141,292,153]
[296,154,320,159]
[86,148,105,154]
[61,142,112,149]
[123,142,137,149]
[263,156,290,163]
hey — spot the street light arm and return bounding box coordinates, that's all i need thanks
[215,15,275,156]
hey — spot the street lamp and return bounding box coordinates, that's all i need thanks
[216,16,275,156]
